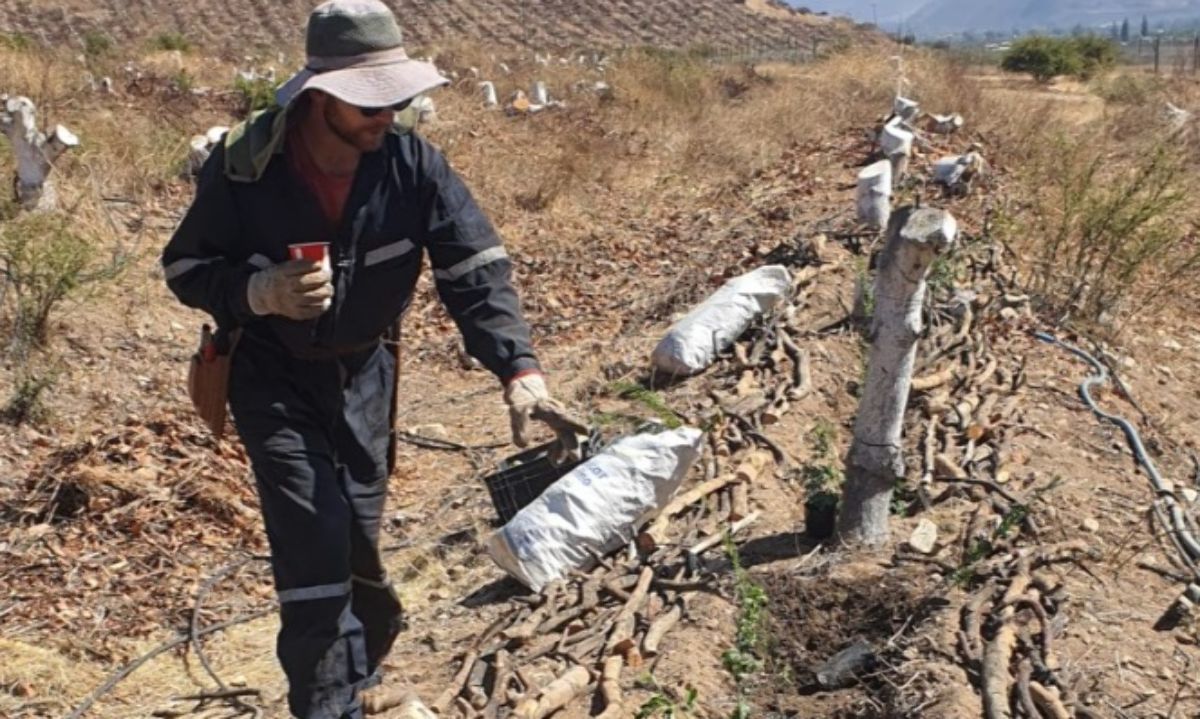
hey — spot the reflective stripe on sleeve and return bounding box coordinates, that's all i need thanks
[432,246,508,282]
[276,579,352,604]
[163,257,217,280]
[364,239,415,267]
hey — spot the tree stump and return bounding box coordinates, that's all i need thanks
[1,95,79,211]
[838,207,958,545]
[855,160,892,230]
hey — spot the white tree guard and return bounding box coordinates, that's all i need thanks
[879,118,914,179]
[855,160,892,230]
[480,81,498,107]
[531,80,549,106]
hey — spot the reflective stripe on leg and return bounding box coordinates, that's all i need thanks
[351,574,391,590]
[277,579,353,604]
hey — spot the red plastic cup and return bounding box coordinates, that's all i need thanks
[288,242,331,273]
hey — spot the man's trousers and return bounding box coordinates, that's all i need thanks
[229,334,405,719]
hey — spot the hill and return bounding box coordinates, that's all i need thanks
[0,0,876,56]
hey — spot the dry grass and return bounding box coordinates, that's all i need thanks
[0,639,104,717]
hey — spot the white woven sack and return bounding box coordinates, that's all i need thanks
[651,265,791,376]
[486,427,704,590]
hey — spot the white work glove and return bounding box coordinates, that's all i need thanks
[246,259,333,320]
[504,373,590,464]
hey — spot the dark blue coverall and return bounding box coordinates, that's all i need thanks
[161,108,540,719]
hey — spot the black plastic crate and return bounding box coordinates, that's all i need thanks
[483,433,599,525]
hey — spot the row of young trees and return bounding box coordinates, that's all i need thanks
[1111,16,1152,43]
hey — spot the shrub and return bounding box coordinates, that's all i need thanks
[83,30,113,60]
[1011,138,1195,326]
[0,211,126,353]
[1071,35,1119,79]
[152,32,191,53]
[2,366,58,425]
[1001,36,1082,83]
[1001,35,1119,83]
[1093,72,1163,105]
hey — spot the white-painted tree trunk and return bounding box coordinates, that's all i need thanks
[0,96,79,211]
[413,95,437,123]
[929,112,964,135]
[531,80,549,106]
[893,95,920,123]
[879,119,914,180]
[933,151,985,195]
[480,81,498,107]
[1165,102,1192,130]
[187,135,212,176]
[185,125,229,177]
[838,207,958,545]
[855,160,892,230]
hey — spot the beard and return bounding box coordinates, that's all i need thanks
[324,102,388,152]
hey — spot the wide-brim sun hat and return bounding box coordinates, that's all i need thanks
[276,0,449,108]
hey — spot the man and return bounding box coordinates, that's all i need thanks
[161,2,582,717]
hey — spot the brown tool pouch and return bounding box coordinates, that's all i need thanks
[187,325,242,440]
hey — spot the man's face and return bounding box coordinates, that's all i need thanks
[320,95,394,152]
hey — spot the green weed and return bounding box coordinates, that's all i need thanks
[951,503,1030,586]
[720,536,769,717]
[634,678,698,719]
[809,419,838,458]
[151,32,192,53]
[608,380,684,429]
[0,32,31,51]
[234,74,278,116]
[2,365,58,425]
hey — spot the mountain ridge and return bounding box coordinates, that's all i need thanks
[795,0,1200,34]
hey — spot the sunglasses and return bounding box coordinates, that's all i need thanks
[357,99,413,118]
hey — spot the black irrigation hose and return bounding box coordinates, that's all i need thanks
[1034,332,1200,567]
